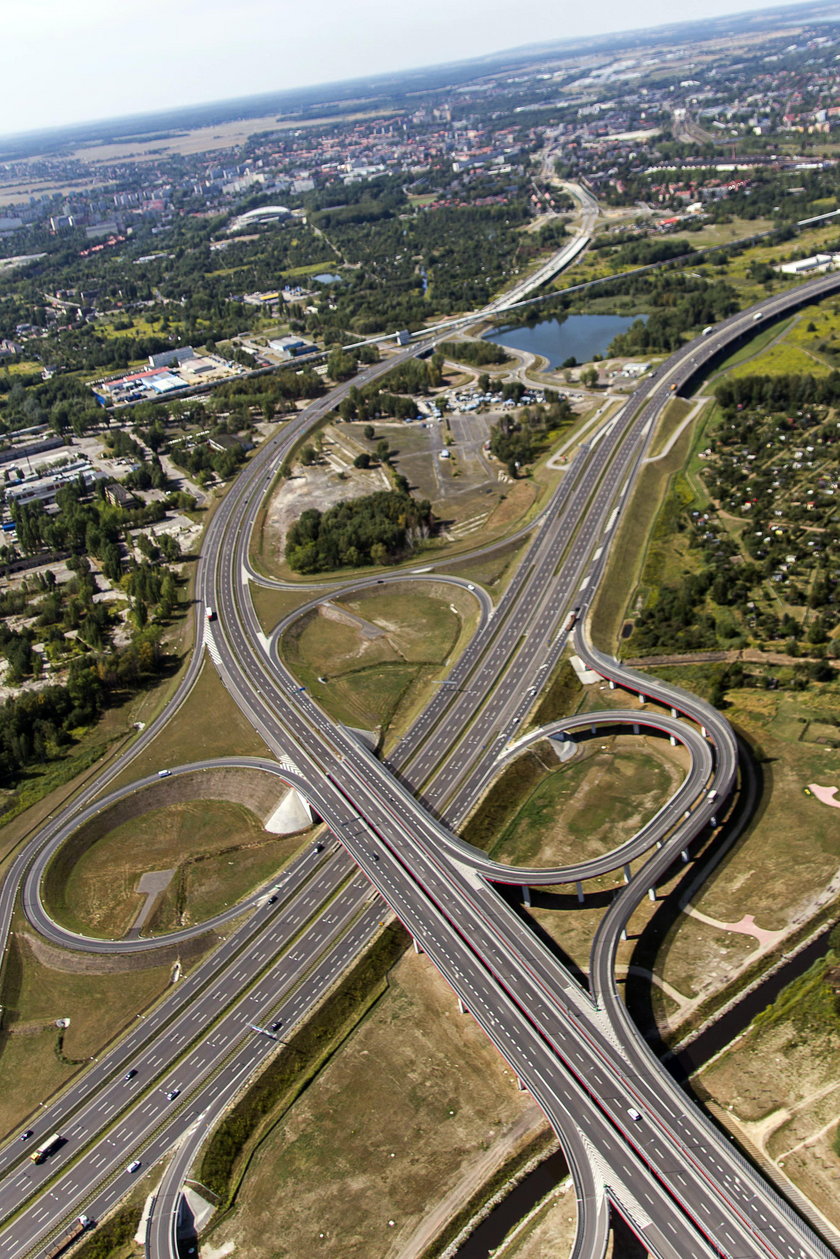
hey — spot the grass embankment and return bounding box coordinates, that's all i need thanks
[71,1204,141,1259]
[697,937,840,1230]
[106,659,270,794]
[587,407,700,653]
[280,583,474,746]
[464,685,686,868]
[204,940,547,1259]
[0,932,173,1136]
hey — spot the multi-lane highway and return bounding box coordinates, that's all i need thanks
[4,264,840,1259]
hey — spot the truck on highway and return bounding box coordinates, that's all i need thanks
[564,606,580,632]
[205,606,216,622]
[45,1217,92,1259]
[30,1132,61,1163]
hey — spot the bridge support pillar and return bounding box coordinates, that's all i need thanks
[591,724,597,735]
[701,725,708,737]
[522,885,531,907]
[620,927,628,942]
[575,881,585,904]
[656,840,663,849]
[458,996,468,1015]
[623,864,632,883]
[633,722,639,735]
[517,1077,526,1092]
[413,937,423,955]
[710,814,717,827]
[671,707,678,719]
[681,849,690,863]
[648,886,657,902]
[670,734,677,747]
[609,679,615,690]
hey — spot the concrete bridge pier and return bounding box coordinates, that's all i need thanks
[575,881,585,904]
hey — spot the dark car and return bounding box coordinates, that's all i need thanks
[19,1130,33,1142]
[123,1069,137,1081]
[268,895,278,904]
[166,1089,180,1102]
[270,1019,283,1032]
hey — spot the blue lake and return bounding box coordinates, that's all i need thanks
[312,272,342,284]
[484,312,644,367]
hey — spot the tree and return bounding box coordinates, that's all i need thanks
[354,452,371,468]
[300,445,317,466]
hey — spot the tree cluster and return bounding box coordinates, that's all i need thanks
[285,489,434,573]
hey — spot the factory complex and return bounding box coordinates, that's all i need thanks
[92,347,245,407]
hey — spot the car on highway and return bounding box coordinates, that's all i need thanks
[126,1160,141,1174]
[19,1129,33,1141]
[268,894,278,903]
[166,1089,179,1101]
[123,1069,137,1081]
[157,769,171,778]
[627,1108,642,1122]
[270,1019,283,1031]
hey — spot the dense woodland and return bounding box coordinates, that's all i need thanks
[285,489,434,572]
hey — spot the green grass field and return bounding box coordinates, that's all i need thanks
[106,661,270,795]
[469,735,684,868]
[52,799,307,938]
[280,584,471,744]
[0,931,172,1137]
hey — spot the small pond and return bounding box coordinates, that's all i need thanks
[484,312,645,367]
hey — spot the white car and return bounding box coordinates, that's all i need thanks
[627,1108,641,1122]
[127,1160,141,1173]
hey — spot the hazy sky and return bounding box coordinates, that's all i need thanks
[1,0,813,136]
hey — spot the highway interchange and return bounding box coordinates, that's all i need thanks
[2,261,840,1259]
